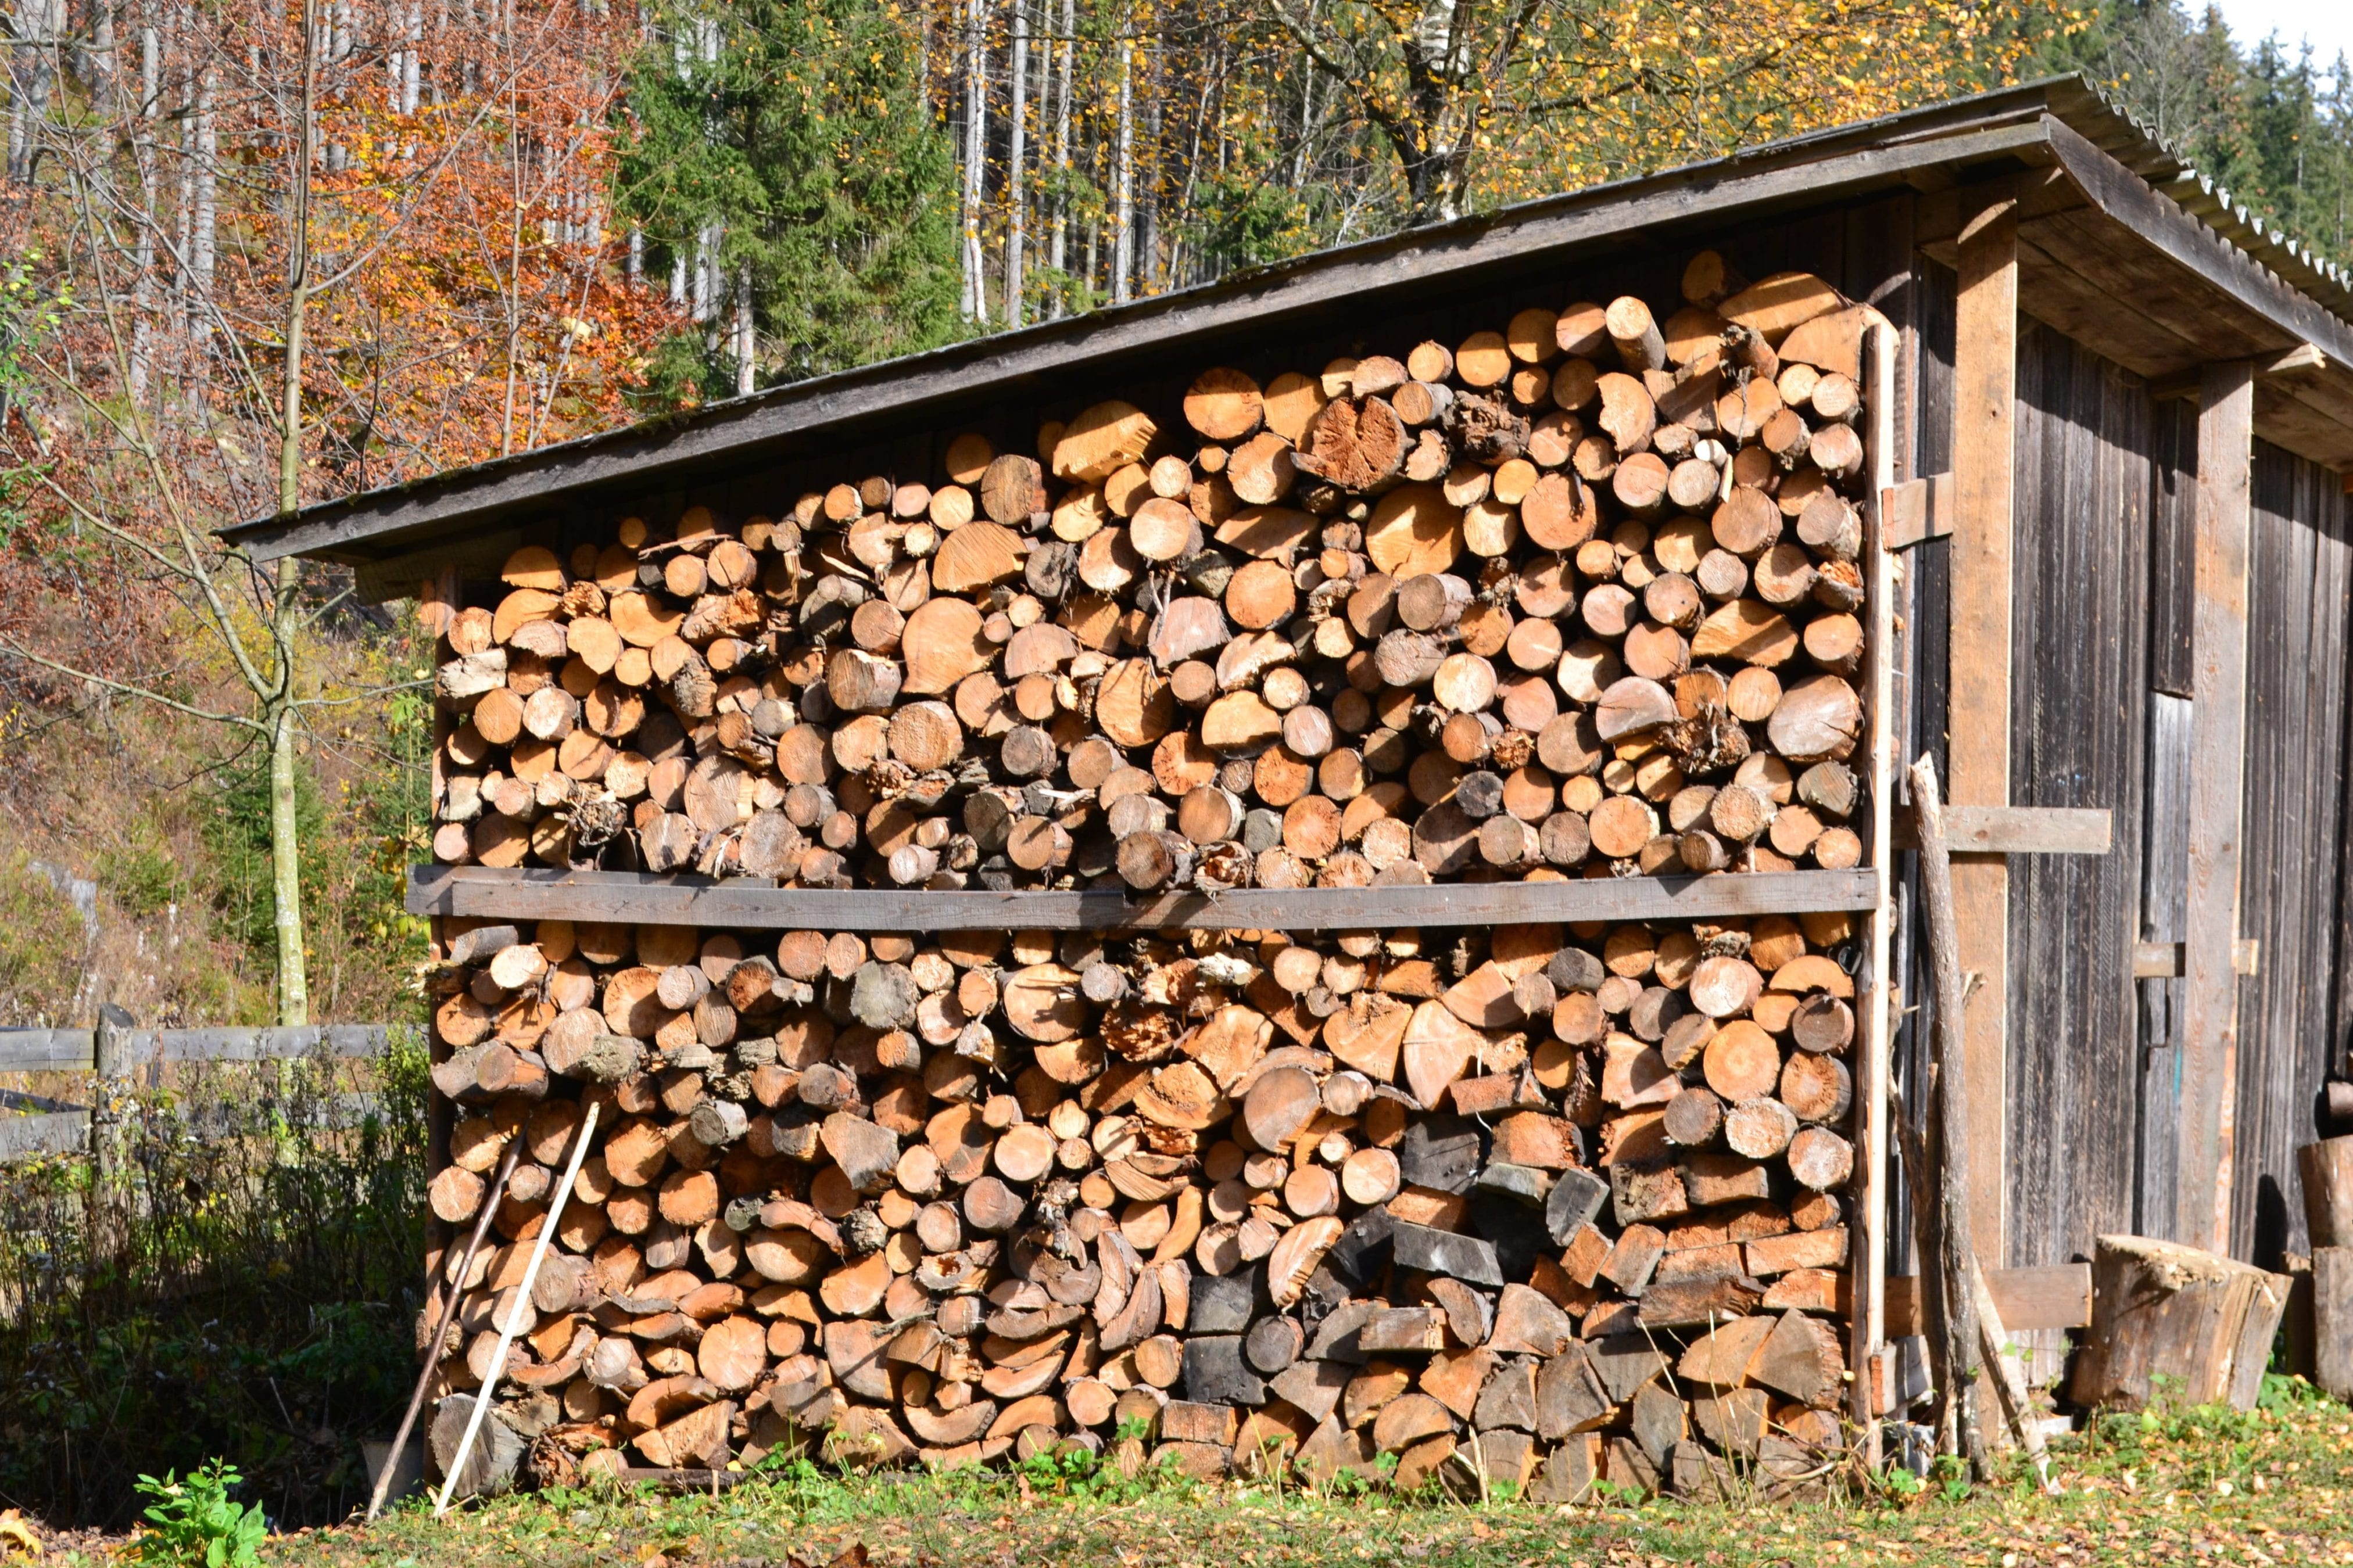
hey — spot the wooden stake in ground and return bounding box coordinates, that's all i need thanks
[434,1099,601,1515]
[370,1136,522,1520]
[1908,754,1991,1481]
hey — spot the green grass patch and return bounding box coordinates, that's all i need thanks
[50,1377,2336,1567]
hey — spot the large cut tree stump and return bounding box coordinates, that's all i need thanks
[2068,1235,2289,1413]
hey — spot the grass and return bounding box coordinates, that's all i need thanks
[27,1375,2349,1567]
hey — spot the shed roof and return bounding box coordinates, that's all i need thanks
[225,73,2353,590]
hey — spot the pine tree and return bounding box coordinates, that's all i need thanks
[2044,1,2353,266]
[618,0,963,402]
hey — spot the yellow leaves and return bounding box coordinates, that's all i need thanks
[0,1509,39,1561]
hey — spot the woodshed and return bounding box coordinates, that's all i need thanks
[228,74,2353,1492]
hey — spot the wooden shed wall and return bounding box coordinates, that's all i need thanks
[1904,260,2353,1272]
[2230,447,2352,1261]
[2004,321,2154,1271]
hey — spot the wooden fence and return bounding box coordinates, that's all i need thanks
[0,1023,400,1165]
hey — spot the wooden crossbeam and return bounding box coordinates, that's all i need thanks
[1891,805,2111,855]
[407,863,1884,932]
[1885,1264,2092,1337]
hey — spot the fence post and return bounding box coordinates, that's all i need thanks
[89,1003,137,1253]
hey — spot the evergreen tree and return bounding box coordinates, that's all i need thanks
[618,0,962,403]
[2043,1,2353,265]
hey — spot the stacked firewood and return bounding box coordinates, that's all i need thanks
[424,906,1862,1498]
[429,255,1879,894]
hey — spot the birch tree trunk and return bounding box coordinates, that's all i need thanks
[1047,0,1073,318]
[267,0,325,1029]
[1003,0,1027,329]
[734,268,755,395]
[959,0,988,324]
[1112,31,1133,305]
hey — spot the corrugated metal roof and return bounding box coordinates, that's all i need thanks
[2035,73,2353,330]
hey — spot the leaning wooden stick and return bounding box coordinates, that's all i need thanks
[369,1135,521,1521]
[1969,1255,2060,1492]
[433,1099,601,1516]
[1907,755,1991,1481]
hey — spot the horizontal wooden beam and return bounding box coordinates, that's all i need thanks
[1892,805,2112,854]
[1882,472,1955,549]
[1885,1263,2092,1338]
[2131,939,2260,979]
[2150,343,2326,401]
[407,863,1883,933]
[0,1110,89,1164]
[0,1025,396,1074]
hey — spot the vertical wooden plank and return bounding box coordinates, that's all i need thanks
[2180,360,2254,1254]
[2138,690,2191,1236]
[1856,319,1900,1456]
[1949,191,2018,1260]
[2230,448,2353,1262]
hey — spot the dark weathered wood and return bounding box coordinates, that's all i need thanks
[1949,188,2017,1262]
[1883,1264,2091,1337]
[2005,319,2152,1284]
[1889,805,2111,854]
[2179,357,2253,1255]
[2232,443,2353,1259]
[407,863,1882,931]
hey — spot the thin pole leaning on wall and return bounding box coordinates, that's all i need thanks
[369,1134,522,1520]
[432,1099,600,1516]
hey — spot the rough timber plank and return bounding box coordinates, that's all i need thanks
[1950,186,2019,1260]
[407,864,1883,932]
[0,1110,91,1164]
[2180,358,2254,1255]
[1889,806,2111,854]
[2005,321,2152,1278]
[2230,446,2353,1260]
[1885,1264,2091,1337]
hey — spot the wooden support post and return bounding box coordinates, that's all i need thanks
[2179,359,2254,1254]
[1949,189,2018,1262]
[87,1002,137,1254]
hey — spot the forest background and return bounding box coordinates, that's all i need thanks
[0,0,2344,1530]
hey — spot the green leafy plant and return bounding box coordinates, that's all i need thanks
[132,1461,267,1567]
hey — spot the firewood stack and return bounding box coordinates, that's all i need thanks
[430,256,1879,893]
[422,251,1881,1501]
[427,907,1864,1498]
